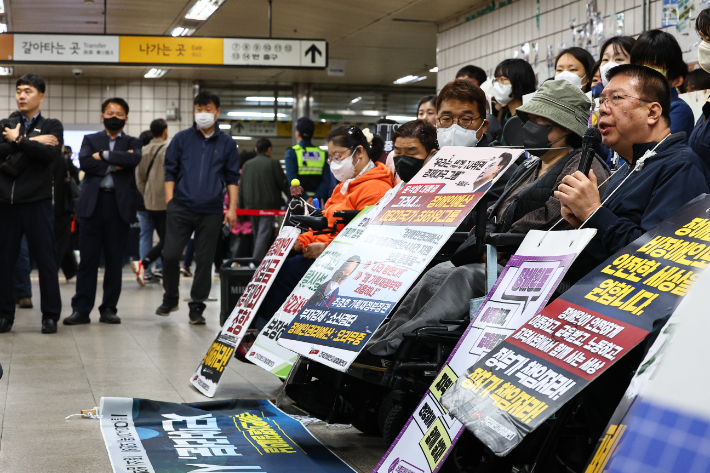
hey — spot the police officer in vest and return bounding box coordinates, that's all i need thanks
[284,117,330,204]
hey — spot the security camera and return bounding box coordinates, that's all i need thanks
[72,68,83,78]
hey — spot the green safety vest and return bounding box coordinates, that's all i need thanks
[293,145,326,176]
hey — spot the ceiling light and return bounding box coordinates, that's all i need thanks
[386,115,417,122]
[245,96,294,103]
[350,96,362,104]
[218,124,231,129]
[0,67,12,76]
[429,66,439,73]
[232,136,253,140]
[319,145,328,150]
[144,68,168,78]
[185,0,225,21]
[171,27,196,37]
[227,111,287,118]
[393,75,427,85]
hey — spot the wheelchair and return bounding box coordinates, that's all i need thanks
[279,195,610,472]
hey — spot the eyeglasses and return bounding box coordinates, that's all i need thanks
[328,148,356,164]
[598,93,650,108]
[437,115,482,129]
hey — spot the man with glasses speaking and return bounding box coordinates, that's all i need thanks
[554,63,710,451]
[556,64,710,273]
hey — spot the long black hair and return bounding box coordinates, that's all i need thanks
[494,59,537,100]
[327,126,384,162]
[630,30,686,81]
[556,47,595,92]
[599,36,636,62]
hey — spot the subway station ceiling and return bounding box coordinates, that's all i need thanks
[4,0,481,86]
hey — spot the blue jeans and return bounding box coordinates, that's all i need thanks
[13,236,31,299]
[137,211,161,271]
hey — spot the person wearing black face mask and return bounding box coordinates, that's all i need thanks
[64,98,142,326]
[386,119,438,185]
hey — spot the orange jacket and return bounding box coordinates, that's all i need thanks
[297,161,393,248]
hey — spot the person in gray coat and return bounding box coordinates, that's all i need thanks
[237,137,289,262]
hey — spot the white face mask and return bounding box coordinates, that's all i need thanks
[699,41,710,73]
[195,112,216,130]
[437,121,485,148]
[493,81,513,105]
[330,149,358,182]
[599,61,620,87]
[555,70,585,88]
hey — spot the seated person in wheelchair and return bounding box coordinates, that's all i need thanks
[254,126,393,328]
[554,63,710,453]
[365,79,610,357]
[387,119,438,185]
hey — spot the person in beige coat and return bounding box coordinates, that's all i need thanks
[131,119,168,286]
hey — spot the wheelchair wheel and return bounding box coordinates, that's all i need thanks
[382,404,409,446]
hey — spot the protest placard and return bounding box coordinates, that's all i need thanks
[584,267,710,472]
[191,226,300,397]
[248,182,408,377]
[374,228,596,473]
[442,194,710,456]
[247,208,378,377]
[99,397,354,473]
[278,146,522,372]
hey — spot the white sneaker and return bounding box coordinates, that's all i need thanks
[130,261,146,287]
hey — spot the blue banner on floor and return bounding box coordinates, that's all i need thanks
[99,397,354,473]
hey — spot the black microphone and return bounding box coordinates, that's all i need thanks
[578,127,602,175]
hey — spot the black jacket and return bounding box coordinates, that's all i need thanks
[76,130,142,224]
[0,113,63,205]
[54,154,79,216]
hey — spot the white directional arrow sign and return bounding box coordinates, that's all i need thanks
[223,38,327,68]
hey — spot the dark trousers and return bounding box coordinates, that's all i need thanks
[251,215,275,263]
[13,236,32,299]
[71,191,130,314]
[0,200,61,322]
[55,213,77,280]
[255,255,314,329]
[162,200,222,311]
[142,210,166,266]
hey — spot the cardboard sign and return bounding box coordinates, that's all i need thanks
[278,147,522,371]
[374,229,596,473]
[191,226,300,397]
[442,195,710,456]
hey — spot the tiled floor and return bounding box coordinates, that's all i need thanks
[0,269,387,472]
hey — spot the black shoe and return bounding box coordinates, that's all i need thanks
[0,318,13,333]
[156,303,178,316]
[99,309,121,324]
[189,307,206,325]
[63,311,90,325]
[41,318,57,334]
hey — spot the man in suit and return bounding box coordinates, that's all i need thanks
[0,74,64,334]
[306,256,360,307]
[64,98,142,325]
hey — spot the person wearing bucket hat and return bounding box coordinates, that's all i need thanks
[363,81,611,359]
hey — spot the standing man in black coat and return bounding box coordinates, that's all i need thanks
[0,74,64,334]
[64,98,142,325]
